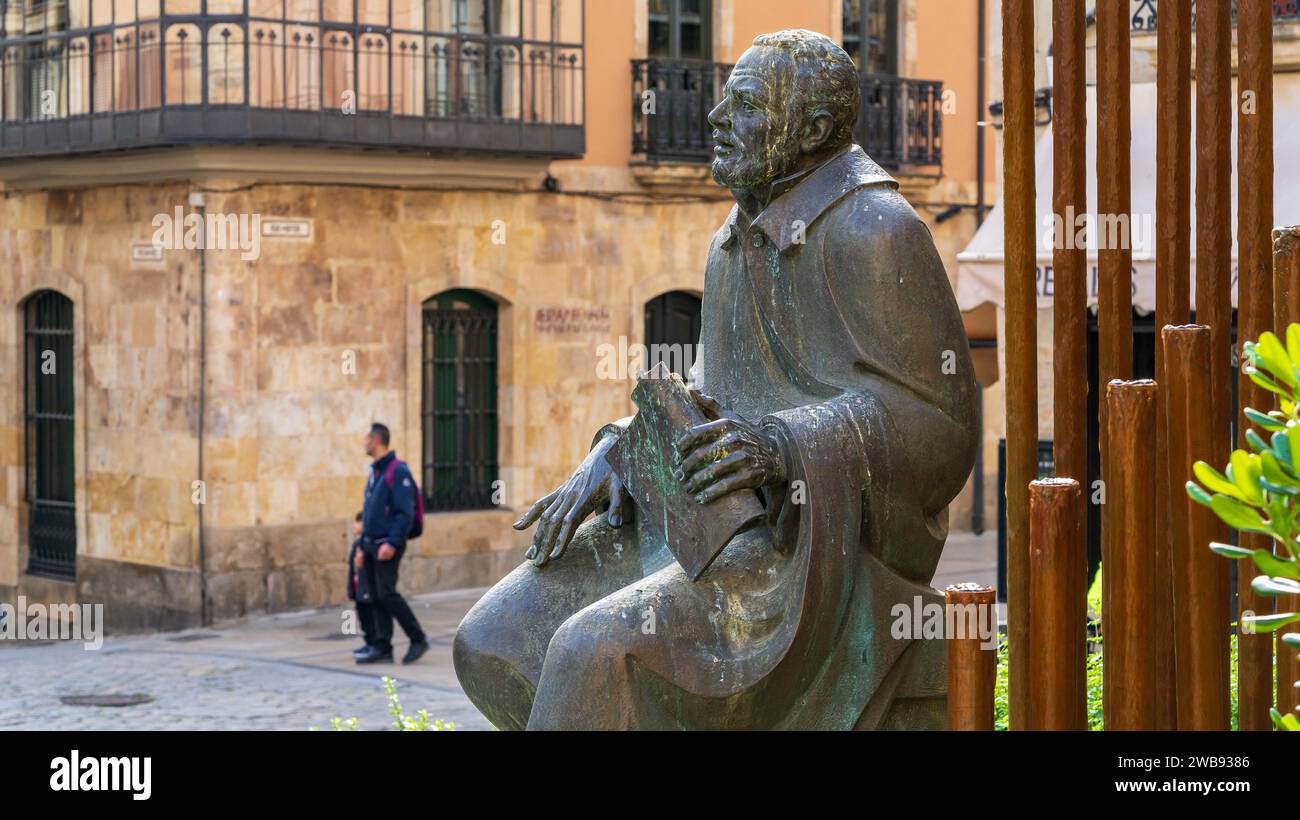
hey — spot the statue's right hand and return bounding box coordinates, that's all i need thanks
[512,434,626,568]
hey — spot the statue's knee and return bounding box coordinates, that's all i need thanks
[543,604,626,674]
[451,610,488,679]
[453,605,537,731]
[454,595,524,682]
[529,607,637,730]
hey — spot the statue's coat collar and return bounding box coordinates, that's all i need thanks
[720,144,898,253]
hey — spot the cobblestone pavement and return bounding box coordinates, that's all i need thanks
[0,588,493,731]
[0,532,995,731]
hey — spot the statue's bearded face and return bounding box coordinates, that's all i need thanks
[708,49,806,189]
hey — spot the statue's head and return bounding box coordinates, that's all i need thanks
[708,29,860,190]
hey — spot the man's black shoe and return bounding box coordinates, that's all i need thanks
[355,646,393,664]
[402,640,430,665]
[352,644,372,658]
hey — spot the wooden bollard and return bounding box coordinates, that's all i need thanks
[1095,1,1135,731]
[945,583,997,731]
[1153,0,1192,733]
[1049,0,1091,728]
[1195,10,1234,730]
[1163,326,1232,730]
[1274,227,1300,722]
[1096,0,1134,425]
[1197,0,1233,484]
[1001,0,1038,732]
[1235,0,1276,731]
[1028,478,1086,730]
[1051,0,1087,492]
[1103,380,1158,730]
[1276,228,1300,329]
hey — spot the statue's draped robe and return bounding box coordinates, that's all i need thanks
[456,145,979,730]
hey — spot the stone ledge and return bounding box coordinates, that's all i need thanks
[629,160,728,197]
[0,145,551,192]
[75,556,202,634]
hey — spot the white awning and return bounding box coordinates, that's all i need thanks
[955,78,1300,314]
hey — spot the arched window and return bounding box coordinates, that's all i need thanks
[24,290,76,580]
[645,290,701,379]
[422,289,498,512]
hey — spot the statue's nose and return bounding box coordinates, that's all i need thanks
[707,100,728,131]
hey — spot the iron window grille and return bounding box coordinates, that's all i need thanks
[24,289,76,581]
[421,289,498,513]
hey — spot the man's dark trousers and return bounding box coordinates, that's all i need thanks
[366,541,426,654]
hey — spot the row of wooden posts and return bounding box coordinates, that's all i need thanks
[947,0,1300,730]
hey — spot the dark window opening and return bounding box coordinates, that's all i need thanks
[24,289,76,581]
[645,290,701,379]
[421,289,499,513]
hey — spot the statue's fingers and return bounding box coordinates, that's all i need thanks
[673,419,731,460]
[514,490,558,531]
[550,502,589,561]
[684,451,747,495]
[691,389,726,420]
[607,474,625,527]
[695,470,757,505]
[528,492,571,563]
[677,430,743,478]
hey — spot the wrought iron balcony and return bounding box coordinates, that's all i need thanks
[0,1,585,161]
[631,58,943,176]
[857,73,943,175]
[1131,0,1300,32]
[630,58,729,164]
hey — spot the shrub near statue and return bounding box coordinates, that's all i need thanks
[453,29,979,730]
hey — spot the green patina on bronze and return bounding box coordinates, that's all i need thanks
[453,30,979,730]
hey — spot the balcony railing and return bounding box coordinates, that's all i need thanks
[630,58,729,163]
[858,73,943,175]
[1132,0,1300,31]
[631,58,942,176]
[0,2,585,160]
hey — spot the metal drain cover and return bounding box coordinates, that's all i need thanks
[167,632,221,643]
[61,694,154,708]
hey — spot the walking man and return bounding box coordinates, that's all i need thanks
[355,423,430,665]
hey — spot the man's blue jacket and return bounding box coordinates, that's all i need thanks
[361,451,415,552]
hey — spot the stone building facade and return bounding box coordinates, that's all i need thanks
[1,0,989,631]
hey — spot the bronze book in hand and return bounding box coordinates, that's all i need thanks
[604,363,767,581]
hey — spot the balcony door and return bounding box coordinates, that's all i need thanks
[842,0,898,76]
[648,0,710,61]
[641,0,717,160]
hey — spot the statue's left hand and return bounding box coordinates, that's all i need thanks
[513,433,629,567]
[674,392,787,504]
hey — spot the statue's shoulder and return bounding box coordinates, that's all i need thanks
[830,182,928,244]
[825,146,923,237]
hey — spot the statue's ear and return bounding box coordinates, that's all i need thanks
[801,109,835,154]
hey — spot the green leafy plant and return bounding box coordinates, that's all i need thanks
[992,634,1105,731]
[312,677,455,731]
[1186,324,1300,732]
[384,676,455,731]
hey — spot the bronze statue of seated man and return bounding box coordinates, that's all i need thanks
[454,29,980,731]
